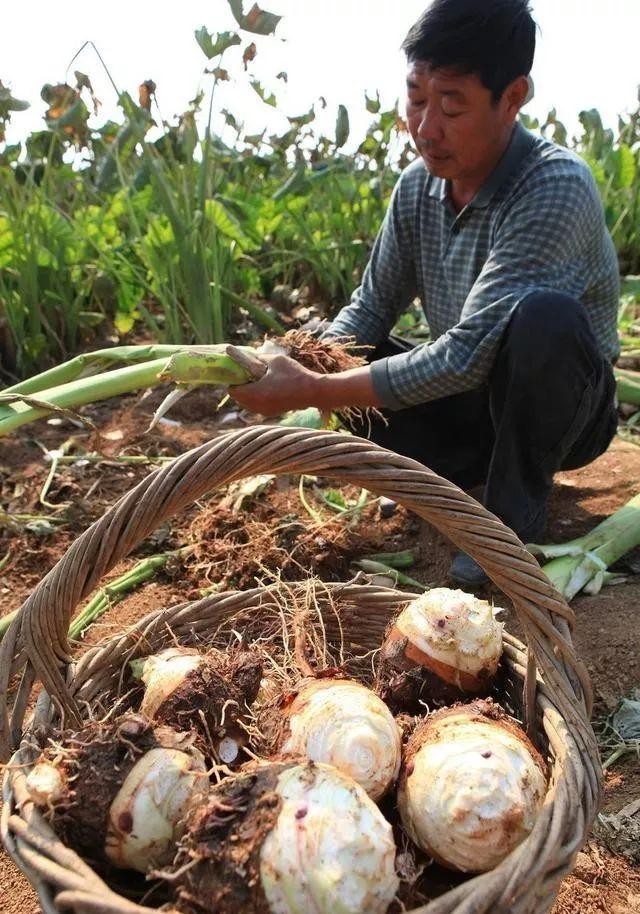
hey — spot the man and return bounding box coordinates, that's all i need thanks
[232,0,620,587]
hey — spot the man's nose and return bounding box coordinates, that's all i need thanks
[416,106,443,142]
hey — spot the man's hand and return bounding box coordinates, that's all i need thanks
[229,354,382,416]
[229,354,321,416]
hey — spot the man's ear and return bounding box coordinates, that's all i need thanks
[502,75,531,119]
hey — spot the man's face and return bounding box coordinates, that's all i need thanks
[405,63,517,183]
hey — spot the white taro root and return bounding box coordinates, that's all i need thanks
[25,714,207,873]
[171,760,399,914]
[378,588,503,711]
[135,645,263,760]
[397,700,547,873]
[279,678,402,800]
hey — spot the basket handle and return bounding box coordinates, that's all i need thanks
[0,426,590,760]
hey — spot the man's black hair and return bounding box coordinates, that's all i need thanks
[402,0,536,102]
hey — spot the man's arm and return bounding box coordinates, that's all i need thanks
[370,166,608,410]
[230,355,381,416]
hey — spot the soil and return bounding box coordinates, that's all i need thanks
[0,391,639,914]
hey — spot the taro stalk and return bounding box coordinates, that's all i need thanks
[0,332,363,437]
[0,346,253,437]
[529,493,640,600]
[0,547,192,643]
[615,368,640,406]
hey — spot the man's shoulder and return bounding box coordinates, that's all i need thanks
[516,131,597,195]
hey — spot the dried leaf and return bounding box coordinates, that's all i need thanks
[243,42,257,70]
[228,0,282,35]
[612,698,640,739]
[138,80,156,111]
[75,70,101,116]
[221,474,275,512]
[276,71,288,82]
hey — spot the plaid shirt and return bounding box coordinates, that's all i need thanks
[325,122,620,410]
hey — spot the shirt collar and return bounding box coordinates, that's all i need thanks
[426,122,536,210]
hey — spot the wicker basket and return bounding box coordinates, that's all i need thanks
[0,426,601,914]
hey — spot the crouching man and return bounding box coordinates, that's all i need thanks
[232,0,620,586]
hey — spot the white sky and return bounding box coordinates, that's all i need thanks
[3,0,640,150]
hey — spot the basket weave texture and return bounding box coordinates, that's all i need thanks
[0,426,601,914]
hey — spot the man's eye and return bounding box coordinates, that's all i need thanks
[408,98,424,108]
[442,109,463,118]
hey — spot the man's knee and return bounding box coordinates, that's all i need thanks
[496,289,602,389]
[506,290,588,352]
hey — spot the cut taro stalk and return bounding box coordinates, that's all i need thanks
[377,588,504,713]
[166,759,399,914]
[132,645,263,764]
[25,713,208,873]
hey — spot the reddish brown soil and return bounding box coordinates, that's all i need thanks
[0,393,638,914]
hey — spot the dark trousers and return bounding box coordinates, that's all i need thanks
[353,292,618,541]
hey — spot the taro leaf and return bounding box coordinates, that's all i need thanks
[365,90,381,114]
[204,198,252,249]
[612,697,640,739]
[227,0,282,35]
[195,27,241,59]
[288,106,315,128]
[323,488,348,510]
[280,408,340,430]
[244,130,265,146]
[222,108,239,130]
[270,126,299,151]
[613,144,636,189]
[251,80,277,107]
[115,311,136,335]
[335,104,350,148]
[243,42,257,70]
[0,82,29,115]
[272,164,308,201]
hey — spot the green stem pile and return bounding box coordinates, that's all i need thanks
[0,546,191,642]
[529,493,640,600]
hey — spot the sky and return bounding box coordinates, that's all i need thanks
[3,0,640,151]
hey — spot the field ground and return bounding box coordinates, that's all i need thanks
[0,388,638,914]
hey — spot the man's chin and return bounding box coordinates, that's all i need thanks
[421,153,454,178]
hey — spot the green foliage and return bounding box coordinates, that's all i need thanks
[0,12,638,379]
